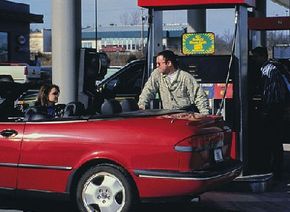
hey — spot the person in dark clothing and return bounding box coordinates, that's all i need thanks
[250,46,289,179]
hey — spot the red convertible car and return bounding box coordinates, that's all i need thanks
[0,82,242,212]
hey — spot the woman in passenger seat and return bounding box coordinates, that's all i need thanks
[35,84,64,118]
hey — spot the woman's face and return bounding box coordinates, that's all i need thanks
[48,87,59,104]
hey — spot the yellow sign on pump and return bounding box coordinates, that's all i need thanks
[182,32,215,55]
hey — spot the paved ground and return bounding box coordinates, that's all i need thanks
[1,145,289,212]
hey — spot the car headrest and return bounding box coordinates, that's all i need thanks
[24,106,38,121]
[120,98,139,112]
[101,99,122,115]
[29,113,50,121]
[63,101,85,117]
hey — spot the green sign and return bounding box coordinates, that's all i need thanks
[182,32,215,55]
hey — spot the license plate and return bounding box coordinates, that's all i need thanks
[214,148,223,162]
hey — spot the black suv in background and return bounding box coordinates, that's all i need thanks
[96,59,147,101]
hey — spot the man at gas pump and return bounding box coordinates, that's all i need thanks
[138,50,209,114]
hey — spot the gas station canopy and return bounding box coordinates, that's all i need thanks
[138,0,256,8]
[248,0,290,30]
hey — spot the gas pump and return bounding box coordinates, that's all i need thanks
[138,0,255,178]
[78,48,110,113]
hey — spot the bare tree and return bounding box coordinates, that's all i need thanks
[213,31,233,55]
[215,34,231,55]
[120,10,141,25]
[120,13,130,25]
[267,31,289,47]
[130,10,141,25]
[222,29,233,45]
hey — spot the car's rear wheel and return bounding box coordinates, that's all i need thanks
[76,164,137,212]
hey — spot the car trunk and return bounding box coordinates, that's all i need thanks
[158,113,232,172]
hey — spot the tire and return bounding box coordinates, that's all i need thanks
[75,164,137,212]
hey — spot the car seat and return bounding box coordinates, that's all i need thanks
[63,102,85,117]
[101,99,122,115]
[24,106,49,121]
[120,98,139,112]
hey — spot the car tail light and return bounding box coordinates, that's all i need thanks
[175,132,225,152]
[175,129,232,170]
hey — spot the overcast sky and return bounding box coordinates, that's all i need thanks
[10,0,288,35]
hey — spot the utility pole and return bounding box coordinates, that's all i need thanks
[141,8,145,54]
[95,0,98,50]
[289,0,290,43]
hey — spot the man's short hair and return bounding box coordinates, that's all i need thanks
[251,46,268,58]
[157,50,178,68]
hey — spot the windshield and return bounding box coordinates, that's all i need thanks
[96,66,121,85]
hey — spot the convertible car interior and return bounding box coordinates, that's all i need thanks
[0,81,146,122]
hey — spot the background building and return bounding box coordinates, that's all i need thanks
[30,24,186,54]
[30,29,51,54]
[0,0,43,63]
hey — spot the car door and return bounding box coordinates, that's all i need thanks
[0,122,24,189]
[17,120,91,192]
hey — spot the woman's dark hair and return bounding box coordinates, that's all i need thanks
[157,50,178,69]
[36,84,60,106]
